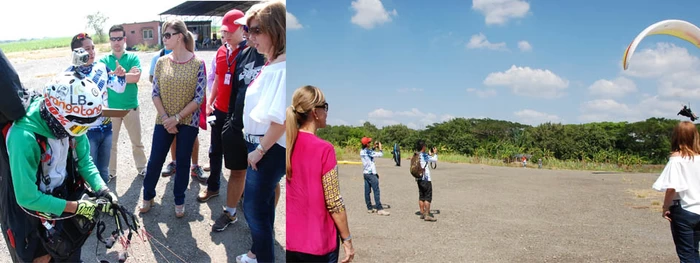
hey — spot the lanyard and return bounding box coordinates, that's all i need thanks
[225,41,248,74]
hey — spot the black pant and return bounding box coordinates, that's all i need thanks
[286,235,340,263]
[207,109,228,191]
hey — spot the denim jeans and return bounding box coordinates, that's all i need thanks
[243,141,285,262]
[206,109,227,192]
[364,173,382,210]
[87,125,113,183]
[669,202,700,262]
[143,124,199,205]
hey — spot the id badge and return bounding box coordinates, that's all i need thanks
[224,73,231,85]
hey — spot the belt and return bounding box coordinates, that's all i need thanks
[243,133,264,144]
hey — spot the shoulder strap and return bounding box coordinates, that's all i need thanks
[33,133,48,187]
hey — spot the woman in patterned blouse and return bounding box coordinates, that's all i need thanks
[140,19,207,218]
[285,86,355,263]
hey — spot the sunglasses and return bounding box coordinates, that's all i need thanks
[315,102,329,112]
[109,36,124,42]
[243,25,264,35]
[163,32,180,39]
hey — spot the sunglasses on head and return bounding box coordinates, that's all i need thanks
[163,32,180,39]
[315,102,329,112]
[109,36,124,42]
[76,33,90,40]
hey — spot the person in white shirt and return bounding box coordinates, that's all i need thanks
[237,1,286,263]
[652,121,700,262]
[360,137,390,216]
[415,140,438,222]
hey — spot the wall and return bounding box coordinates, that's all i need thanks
[122,21,162,48]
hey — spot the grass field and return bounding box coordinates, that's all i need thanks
[0,37,73,53]
[334,146,666,174]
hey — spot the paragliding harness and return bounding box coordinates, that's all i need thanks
[410,152,429,179]
[678,105,698,121]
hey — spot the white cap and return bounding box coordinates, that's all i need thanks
[234,2,268,26]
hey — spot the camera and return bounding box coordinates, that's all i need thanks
[71,48,90,67]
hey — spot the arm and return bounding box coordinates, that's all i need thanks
[149,54,159,84]
[125,55,141,84]
[427,153,438,163]
[321,147,351,241]
[370,150,384,158]
[255,70,287,152]
[151,60,168,119]
[105,66,126,93]
[8,128,68,216]
[207,56,216,90]
[663,188,676,209]
[208,78,219,110]
[176,61,206,119]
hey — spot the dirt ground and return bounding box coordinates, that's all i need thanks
[335,158,677,262]
[0,47,286,263]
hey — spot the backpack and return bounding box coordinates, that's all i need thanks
[410,152,428,179]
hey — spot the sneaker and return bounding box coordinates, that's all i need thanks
[203,165,211,172]
[138,169,146,177]
[420,214,425,220]
[196,189,219,203]
[367,209,377,213]
[107,174,116,183]
[377,210,391,216]
[424,213,437,222]
[191,165,207,183]
[161,162,176,177]
[212,210,238,232]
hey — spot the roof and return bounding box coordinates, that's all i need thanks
[160,1,260,16]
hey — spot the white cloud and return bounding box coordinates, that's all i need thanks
[368,108,394,118]
[329,118,349,126]
[588,77,637,98]
[622,43,700,100]
[483,65,569,98]
[287,12,303,30]
[580,99,634,115]
[577,95,686,123]
[466,88,498,98]
[350,0,398,29]
[366,108,448,128]
[472,0,530,25]
[517,40,532,52]
[466,33,508,51]
[514,109,560,125]
[441,114,456,122]
[397,87,424,93]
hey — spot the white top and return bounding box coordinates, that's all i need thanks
[419,152,438,181]
[360,148,383,174]
[652,155,700,215]
[242,61,286,148]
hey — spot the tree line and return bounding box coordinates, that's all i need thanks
[316,117,689,166]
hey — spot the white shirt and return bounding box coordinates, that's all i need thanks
[653,155,700,215]
[242,61,286,148]
[360,148,383,174]
[419,152,438,181]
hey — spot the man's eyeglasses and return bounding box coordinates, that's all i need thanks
[315,102,329,112]
[243,25,264,35]
[109,36,124,42]
[162,32,180,40]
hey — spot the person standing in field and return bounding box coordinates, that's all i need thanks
[415,139,438,222]
[360,137,390,216]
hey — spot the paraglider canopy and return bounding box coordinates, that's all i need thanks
[622,19,700,70]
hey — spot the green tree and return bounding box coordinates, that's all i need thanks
[86,12,109,44]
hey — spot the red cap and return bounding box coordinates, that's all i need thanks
[221,9,245,32]
[361,137,372,145]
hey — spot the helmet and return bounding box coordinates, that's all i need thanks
[43,72,103,137]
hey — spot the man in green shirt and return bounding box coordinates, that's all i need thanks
[100,25,148,179]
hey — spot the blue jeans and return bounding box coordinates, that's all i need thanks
[143,125,198,205]
[364,173,382,210]
[243,141,285,262]
[87,125,113,183]
[669,201,700,262]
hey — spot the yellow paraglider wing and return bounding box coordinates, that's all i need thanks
[622,19,700,70]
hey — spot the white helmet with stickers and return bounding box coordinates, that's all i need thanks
[43,72,103,137]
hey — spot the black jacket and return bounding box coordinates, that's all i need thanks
[0,48,27,124]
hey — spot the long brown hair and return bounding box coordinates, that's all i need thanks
[162,19,195,53]
[671,121,700,160]
[285,85,326,180]
[247,1,286,61]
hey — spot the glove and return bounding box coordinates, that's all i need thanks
[75,199,100,221]
[97,188,119,207]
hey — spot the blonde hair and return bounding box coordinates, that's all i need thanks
[247,1,286,61]
[671,121,700,160]
[285,85,326,179]
[162,19,195,53]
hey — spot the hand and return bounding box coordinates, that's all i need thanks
[75,199,108,221]
[663,206,672,222]
[248,148,263,170]
[32,254,51,263]
[206,103,214,116]
[341,240,355,263]
[97,188,119,207]
[110,61,126,77]
[128,66,140,74]
[163,117,179,133]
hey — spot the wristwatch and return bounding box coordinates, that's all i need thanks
[256,144,266,155]
[175,114,181,122]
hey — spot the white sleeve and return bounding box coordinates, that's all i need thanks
[248,68,286,126]
[652,160,689,192]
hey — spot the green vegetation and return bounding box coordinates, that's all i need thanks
[0,37,73,53]
[317,117,683,173]
[132,43,162,52]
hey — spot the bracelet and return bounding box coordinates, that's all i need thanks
[161,114,168,120]
[342,234,352,243]
[175,114,181,122]
[256,144,266,155]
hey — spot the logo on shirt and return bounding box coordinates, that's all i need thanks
[239,61,263,85]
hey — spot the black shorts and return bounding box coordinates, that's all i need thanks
[221,121,248,171]
[417,180,432,202]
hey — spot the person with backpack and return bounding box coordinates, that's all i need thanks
[411,140,438,222]
[360,137,390,216]
[2,71,119,262]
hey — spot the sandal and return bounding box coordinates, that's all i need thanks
[175,205,185,218]
[236,253,258,263]
[139,199,154,214]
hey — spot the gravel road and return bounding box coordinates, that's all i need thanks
[0,47,286,263]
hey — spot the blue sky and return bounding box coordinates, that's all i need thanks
[287,0,700,129]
